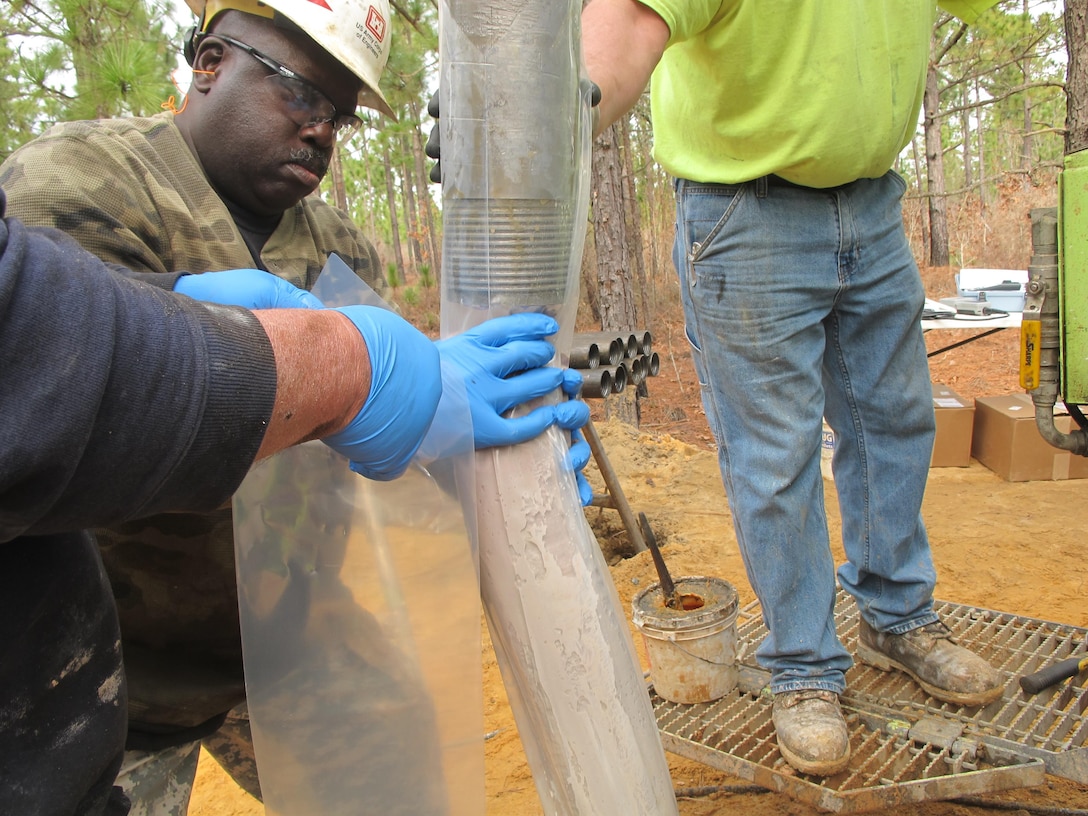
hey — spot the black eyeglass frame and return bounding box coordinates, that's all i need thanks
[202,32,363,137]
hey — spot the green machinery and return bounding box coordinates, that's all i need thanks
[1020,148,1088,455]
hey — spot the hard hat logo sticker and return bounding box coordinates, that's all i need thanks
[365,6,386,42]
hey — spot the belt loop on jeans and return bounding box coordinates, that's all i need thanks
[754,175,768,198]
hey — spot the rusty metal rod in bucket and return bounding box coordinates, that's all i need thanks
[638,511,682,609]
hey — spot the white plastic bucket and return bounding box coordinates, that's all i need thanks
[631,576,739,704]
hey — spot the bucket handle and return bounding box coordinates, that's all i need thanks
[668,642,737,668]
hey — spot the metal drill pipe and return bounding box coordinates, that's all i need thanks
[579,367,613,398]
[583,417,647,554]
[440,5,582,311]
[611,362,628,394]
[580,365,637,399]
[568,342,600,370]
[573,332,626,365]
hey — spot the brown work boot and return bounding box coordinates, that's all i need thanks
[771,690,851,776]
[856,619,1003,706]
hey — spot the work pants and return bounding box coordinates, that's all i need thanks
[673,171,940,695]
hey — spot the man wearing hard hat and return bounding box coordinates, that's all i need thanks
[2,0,393,286]
[0,2,588,813]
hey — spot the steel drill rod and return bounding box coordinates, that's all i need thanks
[580,357,664,400]
[611,363,628,394]
[582,417,647,554]
[572,332,627,365]
[579,368,613,399]
[638,511,681,609]
[569,342,600,369]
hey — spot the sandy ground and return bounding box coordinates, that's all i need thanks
[188,288,1088,815]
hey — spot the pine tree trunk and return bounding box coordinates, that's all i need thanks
[923,58,950,266]
[620,125,648,320]
[410,115,441,281]
[329,143,348,212]
[401,169,422,274]
[1066,0,1088,153]
[961,105,973,192]
[398,133,423,276]
[382,142,405,286]
[1022,0,1035,171]
[591,123,639,425]
[637,124,662,309]
[976,78,989,210]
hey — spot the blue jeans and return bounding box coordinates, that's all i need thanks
[673,172,939,695]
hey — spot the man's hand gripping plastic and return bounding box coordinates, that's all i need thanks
[173,268,324,309]
[323,311,591,503]
[435,314,593,505]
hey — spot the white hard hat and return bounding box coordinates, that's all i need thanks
[185,0,394,118]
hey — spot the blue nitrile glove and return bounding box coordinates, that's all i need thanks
[322,306,443,481]
[425,91,442,184]
[435,314,591,450]
[174,268,324,310]
[559,368,594,506]
[569,427,593,507]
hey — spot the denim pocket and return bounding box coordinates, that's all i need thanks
[683,185,746,266]
[684,325,710,388]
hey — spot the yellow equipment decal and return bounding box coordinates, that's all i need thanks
[1020,319,1042,390]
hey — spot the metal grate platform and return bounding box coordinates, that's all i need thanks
[652,592,1088,812]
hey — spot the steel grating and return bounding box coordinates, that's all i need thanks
[652,591,1087,812]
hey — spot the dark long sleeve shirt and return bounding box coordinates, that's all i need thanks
[0,190,277,815]
[0,115,385,736]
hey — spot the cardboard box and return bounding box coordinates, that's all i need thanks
[971,394,1088,481]
[931,385,974,467]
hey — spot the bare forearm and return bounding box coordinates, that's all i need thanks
[582,0,670,136]
[253,309,371,461]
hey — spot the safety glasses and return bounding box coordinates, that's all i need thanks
[209,33,363,137]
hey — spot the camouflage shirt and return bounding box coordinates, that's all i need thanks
[0,112,385,734]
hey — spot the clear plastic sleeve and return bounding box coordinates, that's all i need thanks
[437,1,678,811]
[231,259,484,815]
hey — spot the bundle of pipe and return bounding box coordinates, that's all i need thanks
[437,1,678,813]
[571,329,660,398]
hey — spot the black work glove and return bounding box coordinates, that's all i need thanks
[425,91,442,184]
[424,81,601,185]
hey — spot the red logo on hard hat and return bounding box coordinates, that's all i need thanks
[304,0,333,8]
[366,6,386,41]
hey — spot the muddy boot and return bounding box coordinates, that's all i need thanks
[856,619,1003,706]
[771,690,851,776]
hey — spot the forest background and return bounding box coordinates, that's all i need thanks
[3,0,1086,357]
[5,3,1088,814]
